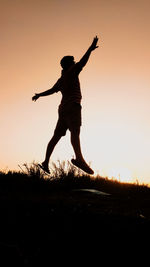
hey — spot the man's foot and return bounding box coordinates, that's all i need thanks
[71,159,94,175]
[38,163,50,174]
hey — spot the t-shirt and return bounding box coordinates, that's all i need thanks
[52,62,83,108]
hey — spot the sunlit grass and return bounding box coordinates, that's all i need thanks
[0,160,149,196]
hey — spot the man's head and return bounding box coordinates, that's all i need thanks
[60,56,75,70]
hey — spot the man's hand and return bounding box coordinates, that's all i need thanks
[32,93,40,102]
[90,36,99,51]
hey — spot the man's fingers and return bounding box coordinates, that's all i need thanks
[32,96,37,101]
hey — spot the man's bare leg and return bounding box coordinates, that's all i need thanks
[70,128,94,174]
[70,128,84,161]
[41,133,62,172]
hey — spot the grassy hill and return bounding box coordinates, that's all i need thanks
[0,161,150,265]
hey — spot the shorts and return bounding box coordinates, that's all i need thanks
[54,102,82,136]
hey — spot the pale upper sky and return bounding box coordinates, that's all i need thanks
[1,0,150,184]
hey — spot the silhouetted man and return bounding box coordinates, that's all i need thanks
[32,36,99,174]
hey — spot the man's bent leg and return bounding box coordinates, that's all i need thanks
[42,133,62,168]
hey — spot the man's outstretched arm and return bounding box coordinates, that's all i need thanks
[32,79,61,101]
[32,88,56,101]
[79,36,99,68]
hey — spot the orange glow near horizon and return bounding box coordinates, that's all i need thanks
[1,0,150,184]
[108,167,132,183]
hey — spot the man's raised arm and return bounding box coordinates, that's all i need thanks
[78,36,99,68]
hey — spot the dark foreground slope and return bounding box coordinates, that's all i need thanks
[0,164,150,265]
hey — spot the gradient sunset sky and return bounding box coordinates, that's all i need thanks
[1,0,150,184]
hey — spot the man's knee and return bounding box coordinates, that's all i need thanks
[70,127,80,136]
[54,128,66,138]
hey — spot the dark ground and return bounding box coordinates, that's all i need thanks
[0,169,150,265]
